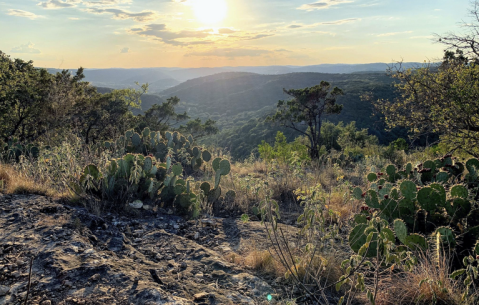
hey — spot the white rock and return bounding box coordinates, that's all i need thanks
[194,232,199,240]
[129,200,143,209]
[143,205,151,210]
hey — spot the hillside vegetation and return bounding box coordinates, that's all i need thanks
[3,7,479,304]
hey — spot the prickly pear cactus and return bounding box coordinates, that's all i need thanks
[351,153,479,262]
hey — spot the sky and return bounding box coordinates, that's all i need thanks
[0,0,473,68]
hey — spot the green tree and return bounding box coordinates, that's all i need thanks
[268,82,343,159]
[0,52,93,142]
[376,51,479,156]
[73,86,146,144]
[178,118,218,139]
[136,96,189,132]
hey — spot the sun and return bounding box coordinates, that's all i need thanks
[192,0,227,24]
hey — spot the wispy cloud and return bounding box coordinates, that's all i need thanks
[285,18,360,30]
[11,42,41,54]
[130,24,215,46]
[322,18,359,25]
[120,47,130,53]
[85,8,159,22]
[38,0,77,9]
[7,9,44,19]
[377,31,413,37]
[83,0,132,6]
[298,0,354,11]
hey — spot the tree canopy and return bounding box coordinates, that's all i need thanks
[268,81,343,159]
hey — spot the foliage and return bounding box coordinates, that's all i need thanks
[376,51,479,157]
[258,131,310,163]
[268,82,343,159]
[347,154,479,303]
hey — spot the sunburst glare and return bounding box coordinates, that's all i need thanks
[192,0,228,24]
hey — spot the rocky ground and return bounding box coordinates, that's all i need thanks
[0,193,302,305]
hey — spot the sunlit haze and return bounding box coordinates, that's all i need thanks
[0,0,472,68]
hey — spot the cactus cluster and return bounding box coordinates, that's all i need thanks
[103,128,211,172]
[75,153,199,214]
[74,127,234,216]
[350,154,479,261]
[198,158,236,204]
[1,137,39,161]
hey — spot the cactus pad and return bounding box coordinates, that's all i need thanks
[219,159,231,175]
[466,159,479,176]
[172,164,182,176]
[435,172,449,183]
[200,182,211,194]
[417,187,440,212]
[349,224,378,257]
[365,190,380,209]
[131,133,141,147]
[84,164,101,179]
[430,183,446,204]
[201,150,211,162]
[367,173,377,182]
[400,180,417,200]
[212,158,221,171]
[435,226,456,248]
[386,164,396,177]
[404,233,428,251]
[143,157,152,173]
[352,187,363,200]
[394,219,408,244]
[451,185,468,199]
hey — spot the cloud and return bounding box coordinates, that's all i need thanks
[218,28,237,34]
[298,0,354,11]
[10,42,41,54]
[377,31,412,37]
[130,23,215,46]
[38,0,77,9]
[85,8,159,22]
[7,9,44,19]
[322,18,359,25]
[120,47,130,53]
[243,33,274,40]
[284,18,359,31]
[186,48,272,58]
[83,0,132,6]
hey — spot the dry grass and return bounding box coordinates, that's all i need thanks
[374,252,471,305]
[0,163,57,196]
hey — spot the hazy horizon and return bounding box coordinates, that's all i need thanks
[1,0,471,69]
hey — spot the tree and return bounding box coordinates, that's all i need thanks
[0,51,94,143]
[0,50,148,145]
[178,118,218,139]
[268,82,343,159]
[73,86,146,144]
[434,0,479,59]
[377,50,479,157]
[136,96,189,132]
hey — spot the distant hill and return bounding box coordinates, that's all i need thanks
[156,71,406,158]
[47,68,180,93]
[46,62,424,93]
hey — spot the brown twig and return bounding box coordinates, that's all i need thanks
[23,255,34,305]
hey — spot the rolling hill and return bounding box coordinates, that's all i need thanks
[156,71,404,159]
